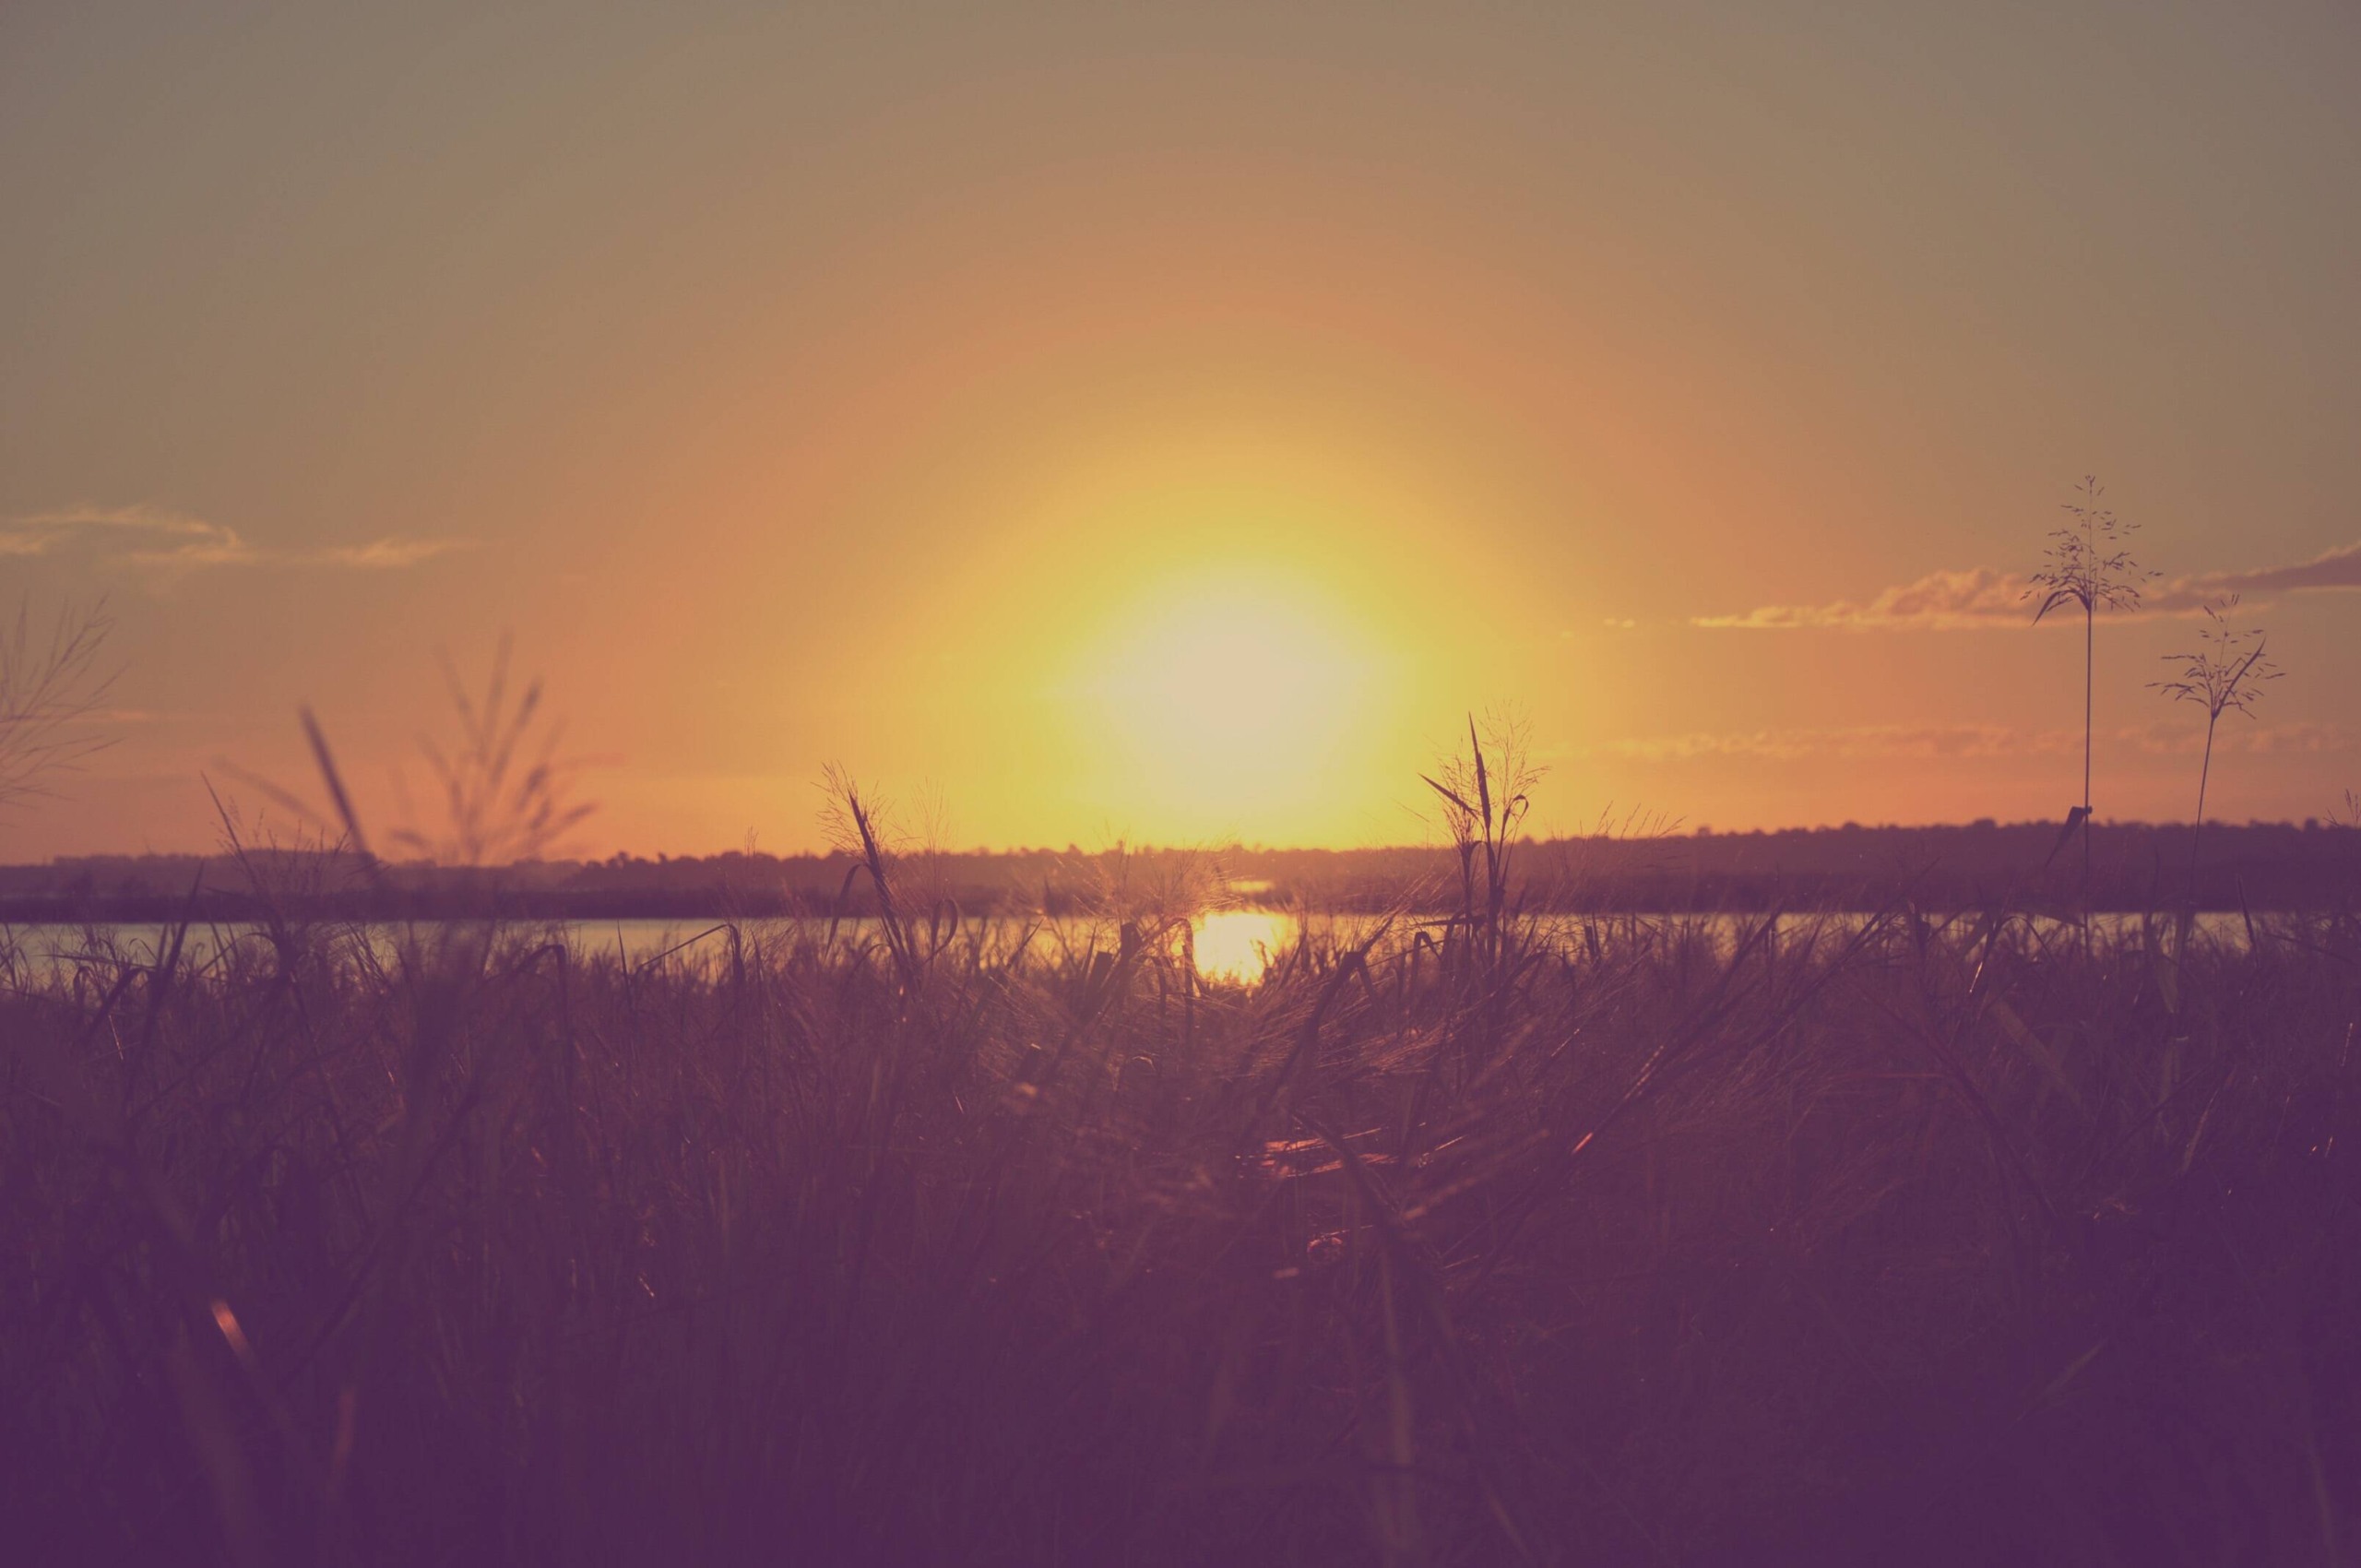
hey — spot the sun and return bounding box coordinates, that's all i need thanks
[1109,597,1356,754]
[1074,576,1380,837]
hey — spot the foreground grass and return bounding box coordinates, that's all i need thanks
[4,897,2357,1565]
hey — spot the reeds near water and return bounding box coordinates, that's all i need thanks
[6,856,2359,1564]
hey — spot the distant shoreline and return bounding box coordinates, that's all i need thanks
[3,819,2354,919]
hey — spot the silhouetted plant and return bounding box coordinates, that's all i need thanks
[1422,710,1542,984]
[2027,476,2152,893]
[388,635,596,866]
[2151,595,2280,902]
[0,597,114,814]
[818,764,922,990]
[219,636,592,890]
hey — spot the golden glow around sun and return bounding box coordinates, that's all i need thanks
[1070,574,1382,840]
[898,435,1535,849]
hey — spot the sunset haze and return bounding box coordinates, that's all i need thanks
[6,1,2356,856]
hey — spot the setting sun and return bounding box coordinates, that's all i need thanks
[1077,576,1376,832]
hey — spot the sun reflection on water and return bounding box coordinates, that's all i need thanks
[1190,909,1298,985]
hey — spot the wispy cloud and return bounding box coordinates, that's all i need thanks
[2114,719,2352,756]
[2146,540,2361,613]
[314,537,474,570]
[1,504,471,574]
[1693,568,2028,631]
[1696,540,2361,630]
[1590,723,2053,763]
[0,505,259,568]
[1593,721,2352,763]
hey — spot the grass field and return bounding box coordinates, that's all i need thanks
[6,840,2358,1563]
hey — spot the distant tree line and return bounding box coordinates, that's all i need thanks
[4,818,2355,921]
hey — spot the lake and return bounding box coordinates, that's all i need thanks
[0,908,2271,990]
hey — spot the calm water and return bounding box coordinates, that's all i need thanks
[0,909,2268,990]
[0,912,1307,987]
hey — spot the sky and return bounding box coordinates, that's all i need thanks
[4,0,2357,860]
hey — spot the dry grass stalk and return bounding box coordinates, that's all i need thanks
[2027,476,2153,894]
[0,597,116,813]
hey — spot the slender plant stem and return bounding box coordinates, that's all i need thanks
[2191,713,2216,908]
[2082,594,2094,901]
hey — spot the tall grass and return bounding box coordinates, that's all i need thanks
[2152,596,2282,909]
[0,596,115,812]
[2028,476,2152,897]
[5,766,2359,1562]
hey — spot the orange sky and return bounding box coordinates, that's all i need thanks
[4,2,2357,859]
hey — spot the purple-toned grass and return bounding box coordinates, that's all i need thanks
[5,874,2357,1564]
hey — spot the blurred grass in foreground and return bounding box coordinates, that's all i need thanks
[5,766,2359,1563]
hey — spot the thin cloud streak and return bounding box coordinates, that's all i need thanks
[2115,719,2351,756]
[1696,540,2361,630]
[2148,540,2361,612]
[1692,568,2029,631]
[1591,724,2050,763]
[1592,721,2350,763]
[2,505,471,573]
[314,537,476,569]
[0,505,257,567]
